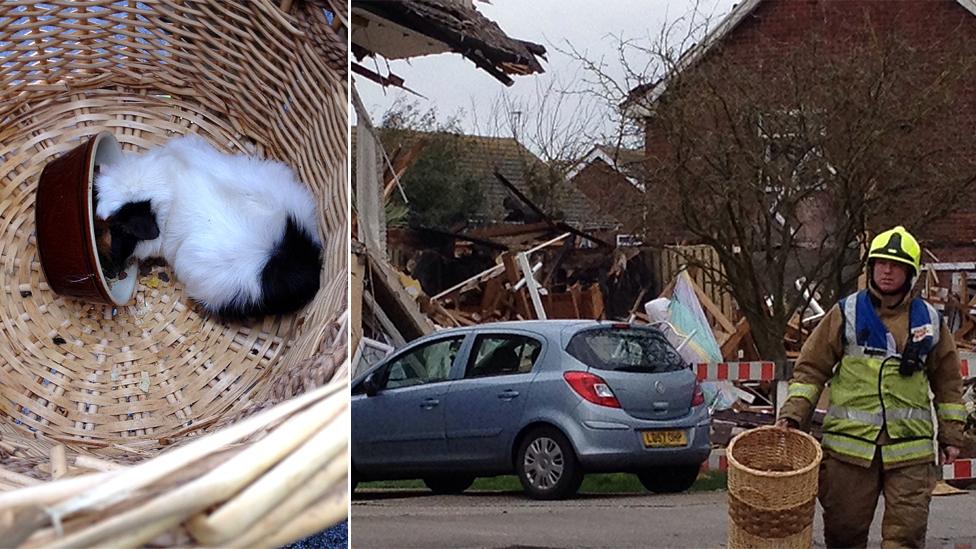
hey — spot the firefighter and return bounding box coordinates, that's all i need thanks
[776,226,967,549]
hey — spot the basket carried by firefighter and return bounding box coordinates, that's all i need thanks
[0,1,348,547]
[727,426,823,549]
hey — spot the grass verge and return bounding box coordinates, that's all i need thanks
[360,471,728,494]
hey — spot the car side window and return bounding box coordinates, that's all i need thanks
[383,337,464,390]
[465,334,542,379]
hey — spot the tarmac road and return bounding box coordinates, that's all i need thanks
[351,489,976,548]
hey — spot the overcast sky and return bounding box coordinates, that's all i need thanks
[355,0,739,142]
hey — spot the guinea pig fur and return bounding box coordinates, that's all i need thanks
[94,135,322,318]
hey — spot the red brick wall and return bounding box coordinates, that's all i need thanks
[572,160,642,236]
[642,121,700,245]
[643,0,976,253]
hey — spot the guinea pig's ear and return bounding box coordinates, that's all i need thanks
[114,200,160,240]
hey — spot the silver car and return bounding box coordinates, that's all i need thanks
[351,320,711,500]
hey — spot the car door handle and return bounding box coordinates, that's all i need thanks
[420,398,440,409]
[497,390,520,401]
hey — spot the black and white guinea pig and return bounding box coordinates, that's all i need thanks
[94,134,322,318]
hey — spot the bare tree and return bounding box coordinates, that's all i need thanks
[566,7,976,362]
[474,75,607,219]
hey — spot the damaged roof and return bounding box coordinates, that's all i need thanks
[453,135,618,229]
[351,0,547,85]
[566,144,646,190]
[353,128,620,230]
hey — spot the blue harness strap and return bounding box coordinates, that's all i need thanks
[839,291,938,357]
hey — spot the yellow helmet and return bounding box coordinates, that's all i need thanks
[867,226,921,276]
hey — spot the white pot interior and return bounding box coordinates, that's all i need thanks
[88,132,137,306]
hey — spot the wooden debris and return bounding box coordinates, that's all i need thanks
[50,445,67,480]
[517,252,547,320]
[720,317,752,360]
[364,249,433,342]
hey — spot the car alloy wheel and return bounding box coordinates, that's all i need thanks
[523,437,565,490]
[516,426,582,500]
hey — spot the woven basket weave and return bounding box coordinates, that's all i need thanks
[726,426,822,549]
[0,1,348,547]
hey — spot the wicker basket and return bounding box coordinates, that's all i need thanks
[726,426,823,549]
[0,1,348,547]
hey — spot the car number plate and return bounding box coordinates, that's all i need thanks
[642,430,687,448]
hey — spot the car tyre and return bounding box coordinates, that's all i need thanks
[422,474,475,494]
[637,464,700,493]
[516,426,583,500]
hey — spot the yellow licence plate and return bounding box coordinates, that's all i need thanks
[642,430,687,448]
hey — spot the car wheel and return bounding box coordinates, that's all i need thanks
[637,465,700,493]
[516,426,583,500]
[422,474,475,494]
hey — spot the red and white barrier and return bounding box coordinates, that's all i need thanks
[695,361,776,382]
[944,458,976,482]
[700,449,728,472]
[960,355,973,379]
[697,354,974,381]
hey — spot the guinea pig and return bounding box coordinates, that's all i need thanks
[94,134,322,318]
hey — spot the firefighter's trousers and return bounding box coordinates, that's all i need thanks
[819,449,938,549]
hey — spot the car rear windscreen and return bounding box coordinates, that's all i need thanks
[566,327,686,373]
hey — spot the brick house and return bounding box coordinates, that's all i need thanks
[630,0,976,260]
[567,145,649,243]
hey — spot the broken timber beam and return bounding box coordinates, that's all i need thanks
[365,249,433,342]
[493,170,611,248]
[502,252,534,319]
[431,232,571,303]
[517,252,547,319]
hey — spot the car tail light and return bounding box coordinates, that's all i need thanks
[691,378,705,407]
[563,371,621,408]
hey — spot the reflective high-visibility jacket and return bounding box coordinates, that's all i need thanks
[780,289,967,469]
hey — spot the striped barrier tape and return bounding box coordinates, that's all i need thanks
[700,449,974,481]
[960,355,972,379]
[695,361,776,382]
[945,458,976,481]
[695,355,973,382]
[700,449,727,473]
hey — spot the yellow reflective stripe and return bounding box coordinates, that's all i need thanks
[886,408,932,422]
[827,406,884,426]
[822,433,876,461]
[788,383,819,404]
[937,403,968,423]
[881,439,935,464]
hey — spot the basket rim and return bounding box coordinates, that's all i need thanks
[726,425,823,478]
